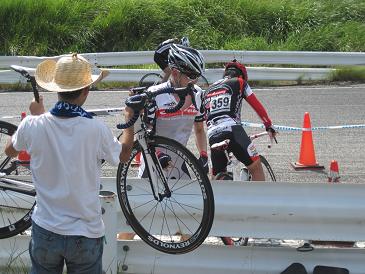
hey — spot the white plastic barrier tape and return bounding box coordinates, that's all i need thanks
[242,121,365,131]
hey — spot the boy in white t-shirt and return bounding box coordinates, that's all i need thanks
[5,54,134,274]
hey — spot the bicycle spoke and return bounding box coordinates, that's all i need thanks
[169,198,204,215]
[171,178,200,192]
[164,199,196,233]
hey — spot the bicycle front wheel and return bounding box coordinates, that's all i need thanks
[139,73,162,88]
[116,136,214,254]
[0,121,35,239]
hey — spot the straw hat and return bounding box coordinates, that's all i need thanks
[35,53,109,92]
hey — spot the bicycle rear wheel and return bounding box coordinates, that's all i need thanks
[260,155,276,182]
[139,73,162,88]
[116,136,214,254]
[0,121,35,239]
[221,155,276,246]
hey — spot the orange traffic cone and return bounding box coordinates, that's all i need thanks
[18,112,31,165]
[328,160,340,182]
[291,112,324,170]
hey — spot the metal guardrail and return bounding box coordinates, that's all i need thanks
[1,50,365,68]
[100,178,365,242]
[1,178,364,273]
[117,241,364,274]
[0,50,364,84]
[0,67,334,84]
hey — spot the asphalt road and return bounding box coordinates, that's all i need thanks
[1,83,364,183]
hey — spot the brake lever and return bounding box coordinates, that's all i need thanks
[186,82,198,110]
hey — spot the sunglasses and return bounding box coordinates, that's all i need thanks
[179,70,200,80]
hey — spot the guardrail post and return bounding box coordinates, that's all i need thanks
[100,190,117,274]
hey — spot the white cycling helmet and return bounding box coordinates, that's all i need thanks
[168,44,205,78]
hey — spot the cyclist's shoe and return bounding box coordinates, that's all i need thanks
[157,151,172,169]
[239,167,251,181]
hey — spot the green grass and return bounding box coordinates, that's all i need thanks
[1,0,364,55]
[1,0,364,85]
[330,66,365,82]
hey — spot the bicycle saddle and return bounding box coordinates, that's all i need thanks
[211,139,230,151]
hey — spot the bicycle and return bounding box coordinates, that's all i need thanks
[0,66,214,255]
[115,85,214,254]
[139,71,210,89]
[210,131,276,246]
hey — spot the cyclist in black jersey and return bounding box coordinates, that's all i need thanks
[201,60,277,181]
[154,37,190,82]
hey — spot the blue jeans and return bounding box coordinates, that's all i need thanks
[29,221,103,274]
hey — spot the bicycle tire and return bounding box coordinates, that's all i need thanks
[139,73,162,88]
[116,136,214,254]
[197,75,209,89]
[0,120,35,239]
[259,155,276,182]
[221,155,276,246]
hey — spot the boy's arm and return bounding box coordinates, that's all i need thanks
[120,106,135,163]
[4,137,19,158]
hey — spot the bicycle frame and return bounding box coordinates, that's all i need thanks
[133,118,172,201]
[0,175,35,196]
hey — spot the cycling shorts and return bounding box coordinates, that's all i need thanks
[209,125,259,176]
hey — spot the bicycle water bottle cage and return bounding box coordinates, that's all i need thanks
[125,94,147,111]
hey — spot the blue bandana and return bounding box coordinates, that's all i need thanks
[50,101,93,119]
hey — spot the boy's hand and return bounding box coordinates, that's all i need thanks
[29,95,45,115]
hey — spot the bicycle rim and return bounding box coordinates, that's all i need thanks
[0,121,35,238]
[116,136,214,254]
[260,155,276,182]
[139,73,162,88]
[197,75,209,89]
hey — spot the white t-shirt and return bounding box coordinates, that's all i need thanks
[12,113,121,238]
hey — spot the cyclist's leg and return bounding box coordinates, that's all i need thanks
[231,125,265,181]
[209,133,230,178]
[246,158,265,181]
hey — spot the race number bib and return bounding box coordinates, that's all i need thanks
[210,94,231,114]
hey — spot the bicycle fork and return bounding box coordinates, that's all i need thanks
[136,129,171,202]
